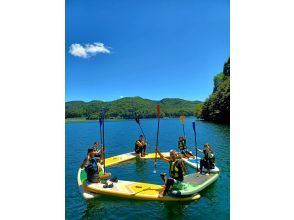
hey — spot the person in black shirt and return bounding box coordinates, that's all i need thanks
[80,149,112,185]
[134,135,147,158]
[196,143,216,175]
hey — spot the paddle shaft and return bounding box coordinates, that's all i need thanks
[182,124,186,137]
[102,110,106,174]
[154,118,160,173]
[154,105,160,173]
[180,116,185,137]
[135,118,149,147]
[139,125,147,141]
[99,118,103,147]
[192,122,198,172]
[195,132,198,172]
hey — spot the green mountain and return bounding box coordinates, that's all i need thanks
[65,97,202,119]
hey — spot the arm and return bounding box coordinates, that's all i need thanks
[97,163,103,174]
[142,137,149,146]
[180,160,187,174]
[96,146,102,154]
[195,146,203,153]
[136,141,144,147]
[80,155,89,168]
[142,140,147,147]
[156,149,169,163]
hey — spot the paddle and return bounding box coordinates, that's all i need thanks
[192,121,198,172]
[99,117,103,147]
[153,104,161,174]
[180,115,186,137]
[135,117,148,145]
[101,108,106,174]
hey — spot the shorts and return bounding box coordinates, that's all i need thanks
[135,147,143,154]
[87,173,100,183]
[87,170,106,183]
[165,177,184,193]
[180,149,188,154]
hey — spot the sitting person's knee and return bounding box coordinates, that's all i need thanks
[166,178,174,186]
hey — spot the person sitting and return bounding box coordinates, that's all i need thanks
[80,148,113,187]
[196,143,216,175]
[178,136,194,159]
[157,149,187,198]
[134,135,147,158]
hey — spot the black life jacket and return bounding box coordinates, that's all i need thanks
[134,139,145,151]
[169,160,183,181]
[204,149,215,164]
[178,140,187,150]
[85,158,98,176]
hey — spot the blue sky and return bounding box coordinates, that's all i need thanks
[66,0,229,102]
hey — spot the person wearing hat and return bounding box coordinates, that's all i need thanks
[134,135,147,158]
[157,149,187,198]
[80,148,113,187]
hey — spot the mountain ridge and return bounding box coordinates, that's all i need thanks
[65,96,202,119]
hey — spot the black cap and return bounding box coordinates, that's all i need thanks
[88,148,94,153]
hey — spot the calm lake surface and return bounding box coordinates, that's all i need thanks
[65,118,230,219]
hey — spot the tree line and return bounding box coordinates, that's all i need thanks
[65,97,202,120]
[195,58,230,124]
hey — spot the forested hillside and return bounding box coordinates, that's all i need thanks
[196,58,230,124]
[66,97,202,119]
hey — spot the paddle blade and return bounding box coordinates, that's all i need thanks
[180,115,185,124]
[135,117,140,124]
[156,104,160,118]
[192,122,196,132]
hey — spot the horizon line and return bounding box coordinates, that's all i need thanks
[65,96,204,103]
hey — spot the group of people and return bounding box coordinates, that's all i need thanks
[157,143,216,198]
[177,136,216,174]
[133,135,216,198]
[81,135,216,197]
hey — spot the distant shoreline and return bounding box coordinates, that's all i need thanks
[65,116,198,122]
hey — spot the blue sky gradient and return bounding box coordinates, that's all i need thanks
[66,0,230,102]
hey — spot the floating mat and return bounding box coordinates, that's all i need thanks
[181,172,220,193]
[77,168,200,201]
[169,182,201,196]
[183,158,220,173]
[105,151,170,167]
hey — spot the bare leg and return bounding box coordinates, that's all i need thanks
[99,172,111,180]
[187,152,194,159]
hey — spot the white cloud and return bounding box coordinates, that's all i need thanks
[69,42,111,58]
[120,96,124,98]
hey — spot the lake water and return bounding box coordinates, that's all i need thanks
[65,117,230,219]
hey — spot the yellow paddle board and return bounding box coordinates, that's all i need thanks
[78,168,200,201]
[105,151,170,167]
